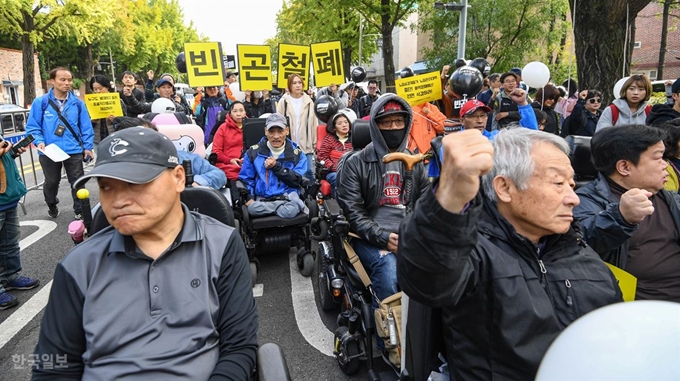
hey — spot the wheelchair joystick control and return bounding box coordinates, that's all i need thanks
[182,159,194,186]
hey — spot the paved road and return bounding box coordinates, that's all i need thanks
[0,150,395,380]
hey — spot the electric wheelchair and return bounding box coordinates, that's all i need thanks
[235,118,318,286]
[79,162,291,381]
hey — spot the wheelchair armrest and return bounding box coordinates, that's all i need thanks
[257,343,291,381]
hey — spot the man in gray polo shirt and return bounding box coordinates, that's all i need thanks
[32,127,258,380]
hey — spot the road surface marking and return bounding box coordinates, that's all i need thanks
[0,220,57,350]
[253,284,264,297]
[289,251,334,357]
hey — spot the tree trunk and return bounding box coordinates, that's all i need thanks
[382,21,396,92]
[343,46,352,81]
[570,0,652,105]
[21,12,36,106]
[85,43,94,93]
[657,0,671,80]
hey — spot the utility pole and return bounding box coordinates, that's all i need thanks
[434,0,470,59]
[358,14,364,67]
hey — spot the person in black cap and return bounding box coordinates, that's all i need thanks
[238,113,308,218]
[33,127,257,380]
[647,78,680,126]
[337,93,431,364]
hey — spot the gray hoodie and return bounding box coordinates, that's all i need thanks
[596,98,650,131]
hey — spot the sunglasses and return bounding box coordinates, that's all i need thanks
[588,98,602,104]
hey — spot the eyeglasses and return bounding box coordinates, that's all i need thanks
[588,98,602,103]
[378,118,406,128]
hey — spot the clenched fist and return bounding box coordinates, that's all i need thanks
[619,188,654,224]
[509,89,528,106]
[436,129,494,213]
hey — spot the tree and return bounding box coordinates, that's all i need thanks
[656,0,679,80]
[275,0,379,85]
[347,0,421,91]
[570,0,652,105]
[417,0,571,76]
[0,0,116,105]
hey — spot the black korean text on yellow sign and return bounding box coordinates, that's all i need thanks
[277,44,310,90]
[184,42,226,87]
[84,93,124,120]
[311,41,344,88]
[395,71,442,106]
[237,45,273,91]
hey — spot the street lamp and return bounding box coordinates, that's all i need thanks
[434,1,470,59]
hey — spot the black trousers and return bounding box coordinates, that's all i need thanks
[39,153,84,213]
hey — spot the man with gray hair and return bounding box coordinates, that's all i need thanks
[398,128,622,380]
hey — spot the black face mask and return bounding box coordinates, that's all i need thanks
[380,129,406,149]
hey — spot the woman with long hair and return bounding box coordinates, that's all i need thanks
[531,84,560,135]
[89,74,126,154]
[213,101,247,200]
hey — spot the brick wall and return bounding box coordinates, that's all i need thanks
[631,1,680,80]
[0,47,43,107]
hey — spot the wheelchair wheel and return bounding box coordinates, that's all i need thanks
[334,326,361,375]
[297,248,315,277]
[315,246,337,311]
[305,198,319,221]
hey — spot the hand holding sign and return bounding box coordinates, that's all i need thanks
[84,93,124,120]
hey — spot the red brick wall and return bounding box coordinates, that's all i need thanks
[0,47,43,107]
[631,1,680,80]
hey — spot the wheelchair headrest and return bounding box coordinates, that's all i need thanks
[181,187,235,227]
[566,135,597,180]
[316,124,328,152]
[351,120,371,150]
[243,118,266,148]
[157,124,206,158]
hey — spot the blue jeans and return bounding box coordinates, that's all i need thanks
[351,238,398,350]
[0,206,21,294]
[326,172,337,196]
[304,153,315,183]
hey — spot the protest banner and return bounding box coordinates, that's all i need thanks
[237,45,273,90]
[310,41,344,87]
[84,93,124,120]
[185,42,226,87]
[277,43,310,89]
[394,71,442,106]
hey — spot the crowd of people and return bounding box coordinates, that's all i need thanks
[1,62,680,380]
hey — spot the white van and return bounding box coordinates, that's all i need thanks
[174,83,192,96]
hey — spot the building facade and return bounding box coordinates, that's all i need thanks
[631,1,680,80]
[0,47,43,107]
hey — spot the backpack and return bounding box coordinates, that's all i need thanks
[207,110,228,146]
[610,103,652,125]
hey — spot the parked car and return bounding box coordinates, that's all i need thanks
[0,103,27,132]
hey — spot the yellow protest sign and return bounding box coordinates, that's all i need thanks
[395,71,442,106]
[605,263,638,302]
[277,43,310,90]
[84,93,124,119]
[311,41,345,87]
[185,42,226,87]
[237,45,273,91]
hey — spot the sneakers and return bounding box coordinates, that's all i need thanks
[3,276,40,291]
[48,204,59,218]
[0,292,19,310]
[74,212,83,220]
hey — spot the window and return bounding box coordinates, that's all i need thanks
[649,70,657,80]
[633,41,641,48]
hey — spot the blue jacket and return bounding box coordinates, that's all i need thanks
[574,173,680,269]
[26,89,95,155]
[429,104,538,178]
[238,137,307,200]
[0,149,28,211]
[177,150,226,190]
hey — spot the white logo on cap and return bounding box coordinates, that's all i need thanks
[109,138,129,156]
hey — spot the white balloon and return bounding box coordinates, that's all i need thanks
[151,98,176,114]
[536,301,680,381]
[613,76,631,99]
[522,61,551,89]
[229,82,245,102]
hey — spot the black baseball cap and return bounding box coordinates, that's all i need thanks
[672,78,680,94]
[74,127,180,188]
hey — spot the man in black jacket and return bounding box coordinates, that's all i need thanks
[398,127,621,380]
[337,94,430,352]
[575,124,680,302]
[119,71,148,117]
[646,78,680,126]
[32,128,257,380]
[357,80,379,118]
